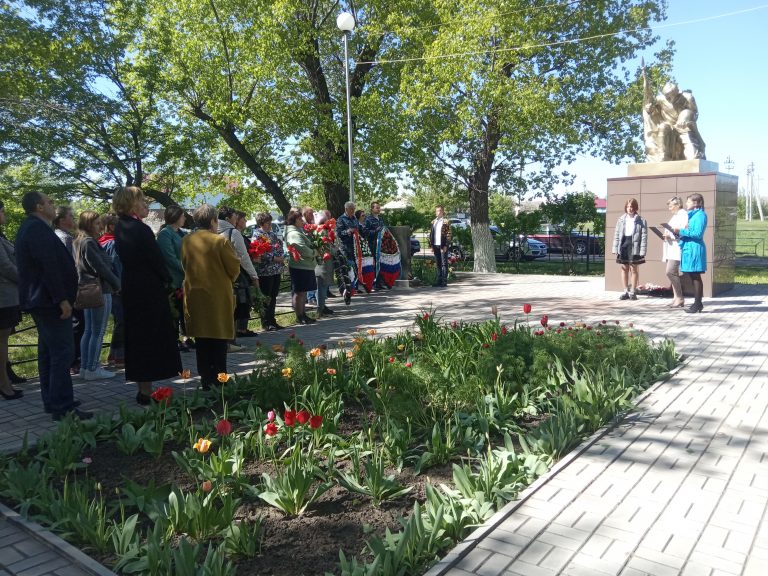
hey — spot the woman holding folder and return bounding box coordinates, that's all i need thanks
[662,197,688,307]
[677,194,708,313]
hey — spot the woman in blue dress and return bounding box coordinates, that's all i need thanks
[677,193,707,314]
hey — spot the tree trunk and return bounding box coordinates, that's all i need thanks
[470,222,495,272]
[468,114,500,273]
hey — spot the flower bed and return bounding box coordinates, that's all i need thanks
[0,308,678,576]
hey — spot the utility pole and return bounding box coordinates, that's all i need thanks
[724,155,735,173]
[746,163,754,221]
[757,173,765,222]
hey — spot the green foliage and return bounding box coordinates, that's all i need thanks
[383,206,431,232]
[258,446,333,516]
[336,443,412,506]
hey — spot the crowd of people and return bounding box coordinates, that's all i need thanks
[3,189,406,420]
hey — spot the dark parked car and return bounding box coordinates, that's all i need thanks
[410,235,421,256]
[530,223,604,255]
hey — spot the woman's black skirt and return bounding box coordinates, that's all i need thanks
[289,267,317,293]
[616,235,645,265]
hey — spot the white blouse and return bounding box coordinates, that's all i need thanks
[662,209,689,262]
[623,215,636,236]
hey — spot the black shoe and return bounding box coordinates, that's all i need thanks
[432,282,442,287]
[619,292,630,300]
[685,302,703,314]
[629,293,637,300]
[266,324,279,332]
[52,408,93,421]
[320,306,334,315]
[6,363,26,384]
[327,291,338,298]
[298,315,316,325]
[136,392,152,405]
[343,290,352,305]
[236,330,259,337]
[44,400,81,414]
[0,388,23,400]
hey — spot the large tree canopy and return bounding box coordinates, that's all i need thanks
[399,0,670,271]
[2,0,672,226]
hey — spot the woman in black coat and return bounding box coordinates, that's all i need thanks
[113,186,181,404]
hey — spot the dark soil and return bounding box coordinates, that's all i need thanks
[77,416,455,576]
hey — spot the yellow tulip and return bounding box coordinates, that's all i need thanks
[193,438,212,453]
[282,367,293,378]
[310,348,322,358]
[217,373,230,383]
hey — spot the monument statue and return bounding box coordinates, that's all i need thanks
[642,65,706,162]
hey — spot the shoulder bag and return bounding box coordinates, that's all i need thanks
[74,239,105,310]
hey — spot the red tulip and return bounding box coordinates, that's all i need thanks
[491,332,497,341]
[501,326,508,335]
[264,422,278,436]
[405,362,412,368]
[309,415,323,429]
[540,315,548,327]
[388,356,395,363]
[297,409,310,425]
[482,343,490,349]
[522,303,532,314]
[322,252,332,261]
[150,386,173,405]
[284,409,297,427]
[215,419,233,436]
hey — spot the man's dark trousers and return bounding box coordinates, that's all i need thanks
[31,308,76,415]
[433,246,448,286]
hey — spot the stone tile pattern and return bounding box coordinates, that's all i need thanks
[2,275,767,575]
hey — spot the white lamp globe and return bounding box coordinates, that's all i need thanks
[337,12,355,32]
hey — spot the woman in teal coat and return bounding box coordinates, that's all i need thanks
[677,193,707,314]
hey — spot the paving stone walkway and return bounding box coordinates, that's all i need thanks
[1,273,766,575]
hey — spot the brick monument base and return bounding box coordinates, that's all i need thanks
[606,162,738,298]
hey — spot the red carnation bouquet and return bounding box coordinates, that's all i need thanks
[247,236,272,261]
[303,219,336,262]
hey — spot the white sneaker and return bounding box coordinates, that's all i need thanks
[83,368,115,381]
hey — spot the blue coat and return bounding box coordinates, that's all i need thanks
[679,208,707,273]
[16,215,78,311]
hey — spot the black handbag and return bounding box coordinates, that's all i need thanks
[233,269,252,305]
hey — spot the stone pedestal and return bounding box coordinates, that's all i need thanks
[606,163,738,297]
[389,225,413,288]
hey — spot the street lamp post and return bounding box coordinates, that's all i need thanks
[337,11,356,203]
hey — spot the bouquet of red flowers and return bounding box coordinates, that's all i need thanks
[303,219,336,261]
[247,236,272,261]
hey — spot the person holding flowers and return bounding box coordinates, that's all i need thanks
[251,212,285,331]
[313,211,337,317]
[182,204,241,389]
[284,208,318,325]
[336,201,360,290]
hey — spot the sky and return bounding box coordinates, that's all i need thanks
[556,0,768,199]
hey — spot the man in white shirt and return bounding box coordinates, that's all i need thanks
[428,205,451,287]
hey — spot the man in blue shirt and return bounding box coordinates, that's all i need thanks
[16,192,90,420]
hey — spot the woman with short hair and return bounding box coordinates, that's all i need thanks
[284,208,318,325]
[157,205,192,351]
[182,204,241,389]
[113,186,182,404]
[73,211,121,381]
[662,196,689,308]
[253,212,285,331]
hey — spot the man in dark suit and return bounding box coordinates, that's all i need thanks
[428,205,452,287]
[16,192,90,420]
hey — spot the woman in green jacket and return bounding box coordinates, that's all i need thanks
[156,206,192,351]
[284,208,318,325]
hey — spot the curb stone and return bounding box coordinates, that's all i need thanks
[0,502,117,576]
[423,359,687,576]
